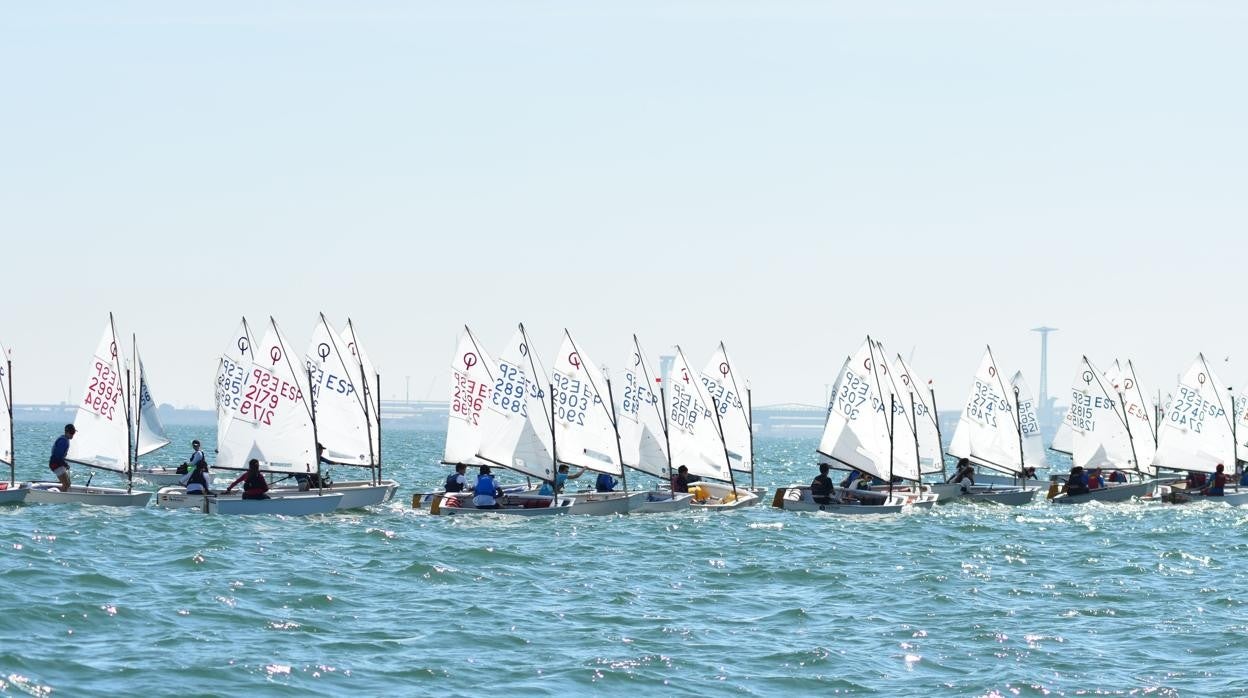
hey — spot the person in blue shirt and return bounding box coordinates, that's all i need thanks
[538,464,585,497]
[1063,466,1090,496]
[48,424,75,491]
[445,463,468,493]
[595,471,618,493]
[473,465,503,509]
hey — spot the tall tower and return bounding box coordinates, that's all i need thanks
[1032,326,1058,428]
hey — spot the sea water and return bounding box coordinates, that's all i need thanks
[1,421,1245,696]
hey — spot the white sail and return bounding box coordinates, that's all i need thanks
[0,343,12,466]
[216,318,316,474]
[1064,357,1136,471]
[947,347,1025,477]
[215,318,255,442]
[475,324,555,481]
[1120,360,1158,475]
[67,317,131,473]
[133,344,170,457]
[1152,354,1235,474]
[1010,372,1049,471]
[817,338,904,482]
[340,320,381,464]
[893,355,944,476]
[699,342,752,473]
[617,335,669,480]
[305,314,373,466]
[665,346,730,481]
[552,331,623,476]
[443,326,497,467]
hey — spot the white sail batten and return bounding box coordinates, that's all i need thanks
[305,314,372,466]
[893,355,943,475]
[216,319,316,474]
[699,342,752,473]
[215,318,256,443]
[947,347,1026,477]
[665,346,730,481]
[443,326,497,467]
[67,318,131,473]
[133,343,170,458]
[552,331,623,476]
[475,324,555,481]
[617,335,669,479]
[1152,354,1235,474]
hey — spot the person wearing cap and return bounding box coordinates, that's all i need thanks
[49,424,75,491]
[472,465,502,509]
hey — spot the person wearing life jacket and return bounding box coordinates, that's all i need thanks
[1109,470,1127,484]
[671,465,700,493]
[948,459,976,488]
[225,459,270,500]
[595,471,618,493]
[1063,466,1090,496]
[539,464,585,497]
[184,460,213,496]
[1185,471,1207,490]
[810,463,836,505]
[1087,468,1105,490]
[1202,463,1227,497]
[472,465,503,509]
[445,463,468,493]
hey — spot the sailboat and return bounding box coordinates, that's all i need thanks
[892,354,960,502]
[1050,356,1161,504]
[776,337,933,513]
[699,341,766,499]
[156,317,342,514]
[265,313,397,509]
[336,319,399,501]
[539,329,651,514]
[944,347,1043,505]
[664,345,759,509]
[1151,354,1248,505]
[26,315,152,506]
[0,341,28,504]
[129,338,179,486]
[615,335,692,513]
[431,323,572,516]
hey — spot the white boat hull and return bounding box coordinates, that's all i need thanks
[974,473,1048,489]
[774,486,916,514]
[961,486,1040,506]
[428,492,573,516]
[630,491,694,513]
[208,493,344,515]
[155,487,210,510]
[924,482,964,503]
[1050,480,1156,505]
[270,480,398,509]
[686,481,761,510]
[1154,485,1248,506]
[25,483,152,507]
[0,484,30,504]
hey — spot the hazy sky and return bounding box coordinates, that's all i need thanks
[2,1,1245,411]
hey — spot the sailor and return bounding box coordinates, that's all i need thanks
[1203,463,1227,497]
[48,424,75,491]
[184,460,213,496]
[225,459,271,500]
[948,459,976,489]
[671,465,699,493]
[810,463,836,505]
[473,466,503,509]
[1108,470,1127,484]
[595,471,618,493]
[1063,466,1090,496]
[444,463,468,493]
[1087,468,1105,490]
[538,464,585,497]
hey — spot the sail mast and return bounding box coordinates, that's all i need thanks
[604,374,628,493]
[132,334,141,473]
[747,385,754,490]
[711,396,738,497]
[929,384,947,481]
[5,349,12,486]
[1012,386,1024,482]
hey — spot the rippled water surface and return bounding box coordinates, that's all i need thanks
[3,422,1247,696]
